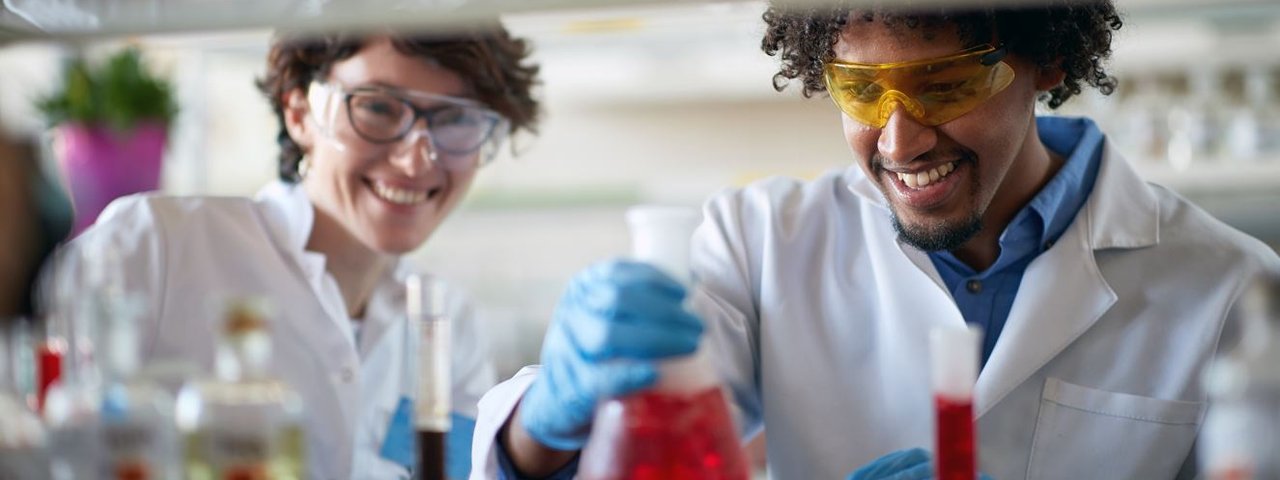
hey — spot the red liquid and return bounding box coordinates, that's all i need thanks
[579,387,749,480]
[934,395,976,480]
[37,339,65,413]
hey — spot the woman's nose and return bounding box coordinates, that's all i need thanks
[390,121,440,176]
[876,105,938,165]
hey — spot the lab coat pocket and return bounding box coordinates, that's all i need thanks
[1026,377,1203,480]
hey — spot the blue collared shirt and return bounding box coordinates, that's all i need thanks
[929,116,1105,366]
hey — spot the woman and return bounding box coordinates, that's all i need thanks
[58,23,540,479]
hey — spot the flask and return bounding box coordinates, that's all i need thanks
[578,206,749,480]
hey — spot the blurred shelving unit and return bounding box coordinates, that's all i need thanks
[2,0,1278,385]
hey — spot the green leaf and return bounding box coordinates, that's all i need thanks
[33,47,178,131]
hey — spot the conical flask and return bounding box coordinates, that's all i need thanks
[578,206,749,480]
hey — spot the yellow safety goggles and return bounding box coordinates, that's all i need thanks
[823,44,1015,128]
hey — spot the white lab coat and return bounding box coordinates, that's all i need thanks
[471,141,1280,479]
[63,182,496,480]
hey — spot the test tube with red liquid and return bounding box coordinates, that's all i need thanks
[408,274,450,480]
[930,324,981,480]
[577,206,750,480]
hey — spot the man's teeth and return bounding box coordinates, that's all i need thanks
[372,182,429,205]
[897,161,956,189]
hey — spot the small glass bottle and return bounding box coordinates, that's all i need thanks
[97,291,178,480]
[578,206,749,480]
[1199,272,1280,479]
[42,294,103,480]
[0,321,52,479]
[176,299,306,480]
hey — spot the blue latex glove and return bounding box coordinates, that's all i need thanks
[846,448,994,480]
[519,260,704,451]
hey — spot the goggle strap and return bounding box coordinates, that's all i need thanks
[979,44,1007,66]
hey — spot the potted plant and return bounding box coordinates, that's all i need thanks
[37,47,177,235]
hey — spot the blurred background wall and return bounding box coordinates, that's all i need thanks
[2,1,1278,378]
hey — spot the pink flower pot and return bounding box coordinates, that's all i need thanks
[55,121,167,236]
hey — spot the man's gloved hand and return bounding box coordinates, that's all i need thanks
[846,448,995,480]
[519,260,704,451]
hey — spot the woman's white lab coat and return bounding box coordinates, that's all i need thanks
[64,182,496,480]
[470,142,1279,480]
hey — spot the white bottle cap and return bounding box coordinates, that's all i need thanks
[930,324,982,400]
[625,205,701,285]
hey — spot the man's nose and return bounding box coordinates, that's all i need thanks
[877,105,938,165]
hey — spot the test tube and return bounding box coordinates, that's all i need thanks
[407,274,450,480]
[930,324,981,480]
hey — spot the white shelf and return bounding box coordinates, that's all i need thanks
[1134,159,1280,193]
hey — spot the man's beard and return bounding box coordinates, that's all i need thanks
[890,210,983,252]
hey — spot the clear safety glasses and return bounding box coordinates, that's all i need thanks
[822,44,1015,128]
[307,81,510,171]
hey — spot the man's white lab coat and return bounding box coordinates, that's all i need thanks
[470,142,1279,480]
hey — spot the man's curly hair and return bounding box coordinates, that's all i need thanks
[257,23,541,182]
[761,1,1123,109]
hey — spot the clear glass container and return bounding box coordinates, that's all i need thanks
[578,206,749,480]
[176,299,306,480]
[97,291,179,480]
[0,321,52,479]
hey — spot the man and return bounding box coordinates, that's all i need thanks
[472,2,1280,479]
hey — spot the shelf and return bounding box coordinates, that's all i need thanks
[1132,159,1280,193]
[4,0,1279,42]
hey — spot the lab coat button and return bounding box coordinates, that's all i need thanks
[339,368,354,383]
[966,280,983,294]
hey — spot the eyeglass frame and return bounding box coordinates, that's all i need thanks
[309,81,510,165]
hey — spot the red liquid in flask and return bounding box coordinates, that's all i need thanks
[579,387,749,480]
[934,395,976,480]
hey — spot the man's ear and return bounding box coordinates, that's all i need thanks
[283,88,315,151]
[1035,61,1068,92]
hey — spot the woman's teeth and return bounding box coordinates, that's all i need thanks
[372,181,429,205]
[897,161,956,189]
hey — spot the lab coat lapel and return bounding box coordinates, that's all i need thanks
[974,143,1159,416]
[256,183,359,347]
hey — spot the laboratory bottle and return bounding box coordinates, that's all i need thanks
[96,287,179,480]
[930,325,981,480]
[176,299,306,480]
[407,274,451,480]
[42,289,103,480]
[1166,68,1223,169]
[578,206,749,480]
[1199,272,1280,480]
[0,321,53,479]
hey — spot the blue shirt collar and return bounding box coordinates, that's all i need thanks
[932,115,1105,275]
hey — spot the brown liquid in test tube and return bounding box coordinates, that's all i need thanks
[408,274,451,480]
[417,430,445,480]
